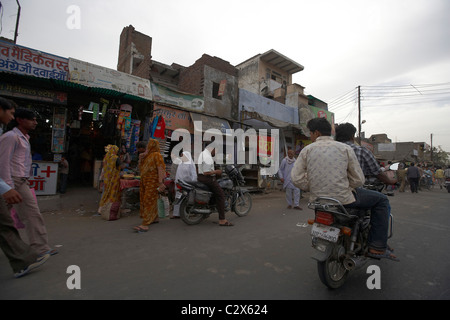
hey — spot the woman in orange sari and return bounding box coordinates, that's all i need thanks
[134,139,165,232]
[98,145,121,216]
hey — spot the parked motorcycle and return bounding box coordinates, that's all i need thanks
[175,165,252,225]
[307,196,393,289]
[445,178,450,193]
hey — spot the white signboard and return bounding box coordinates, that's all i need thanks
[30,162,59,195]
[68,58,152,100]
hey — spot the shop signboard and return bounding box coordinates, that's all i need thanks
[0,40,68,80]
[68,58,152,100]
[0,83,67,105]
[151,83,204,112]
[153,104,194,133]
[30,162,59,195]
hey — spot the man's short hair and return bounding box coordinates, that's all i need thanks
[307,118,332,136]
[335,123,357,142]
[136,141,147,149]
[14,108,36,120]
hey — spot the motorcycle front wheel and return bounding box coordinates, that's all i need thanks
[317,245,348,289]
[233,191,252,217]
[180,199,206,225]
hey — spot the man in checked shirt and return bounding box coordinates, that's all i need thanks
[291,118,398,262]
[335,123,397,187]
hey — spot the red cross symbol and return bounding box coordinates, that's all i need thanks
[41,166,56,178]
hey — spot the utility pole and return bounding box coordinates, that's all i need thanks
[14,0,21,44]
[357,85,361,144]
[430,133,433,163]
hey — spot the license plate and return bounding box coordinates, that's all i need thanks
[311,223,340,243]
[175,192,182,199]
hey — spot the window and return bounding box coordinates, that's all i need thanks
[212,81,222,100]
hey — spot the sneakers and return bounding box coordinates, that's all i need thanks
[14,254,50,278]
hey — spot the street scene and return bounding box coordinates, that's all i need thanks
[1,184,449,300]
[0,1,449,305]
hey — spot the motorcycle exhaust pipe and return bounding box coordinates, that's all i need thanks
[343,256,366,271]
[191,208,212,214]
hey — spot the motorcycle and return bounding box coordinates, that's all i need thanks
[445,178,450,193]
[307,197,393,289]
[174,164,252,225]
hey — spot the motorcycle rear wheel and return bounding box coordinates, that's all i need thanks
[317,247,348,289]
[233,192,252,217]
[180,199,206,225]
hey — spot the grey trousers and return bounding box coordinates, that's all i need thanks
[0,196,38,273]
[12,177,51,254]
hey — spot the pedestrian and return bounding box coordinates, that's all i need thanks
[397,163,407,192]
[444,165,450,179]
[291,118,398,261]
[434,166,444,189]
[197,143,233,226]
[406,162,420,193]
[135,139,166,232]
[59,155,69,194]
[0,97,50,278]
[278,148,302,210]
[97,145,122,219]
[173,151,197,219]
[0,107,57,257]
[119,144,131,169]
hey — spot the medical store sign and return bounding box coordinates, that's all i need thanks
[30,162,59,195]
[0,40,69,80]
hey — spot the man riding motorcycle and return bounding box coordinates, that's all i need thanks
[291,118,398,261]
[197,144,233,227]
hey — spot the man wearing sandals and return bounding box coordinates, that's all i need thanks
[291,118,398,261]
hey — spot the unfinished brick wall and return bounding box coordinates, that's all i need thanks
[117,25,152,76]
[178,54,238,95]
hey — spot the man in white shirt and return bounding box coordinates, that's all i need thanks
[197,144,233,226]
[291,118,398,261]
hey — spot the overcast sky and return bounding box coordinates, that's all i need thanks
[1,0,449,154]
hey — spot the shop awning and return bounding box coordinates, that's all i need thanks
[0,71,151,103]
[190,112,232,135]
[242,110,308,135]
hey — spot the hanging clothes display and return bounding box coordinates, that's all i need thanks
[153,115,166,139]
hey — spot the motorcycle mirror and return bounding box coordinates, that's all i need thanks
[389,162,400,171]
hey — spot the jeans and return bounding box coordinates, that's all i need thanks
[344,187,390,251]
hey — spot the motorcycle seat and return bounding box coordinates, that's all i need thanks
[191,181,210,191]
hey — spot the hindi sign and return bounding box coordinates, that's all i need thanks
[30,162,59,195]
[0,40,69,80]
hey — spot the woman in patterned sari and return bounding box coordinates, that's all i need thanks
[134,139,165,232]
[98,145,121,215]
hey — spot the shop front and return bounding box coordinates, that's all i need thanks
[0,41,153,194]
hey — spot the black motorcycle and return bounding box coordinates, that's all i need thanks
[307,197,393,289]
[175,165,252,225]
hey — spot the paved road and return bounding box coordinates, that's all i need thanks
[1,186,449,301]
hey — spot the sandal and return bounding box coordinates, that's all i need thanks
[133,226,149,232]
[219,221,234,227]
[367,249,399,262]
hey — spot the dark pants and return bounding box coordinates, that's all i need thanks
[0,197,39,273]
[60,173,68,194]
[409,177,419,193]
[197,174,226,220]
